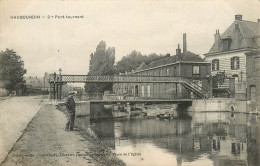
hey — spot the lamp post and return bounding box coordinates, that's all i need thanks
[59,68,62,101]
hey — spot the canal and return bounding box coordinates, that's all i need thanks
[77,112,260,166]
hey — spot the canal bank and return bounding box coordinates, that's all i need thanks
[56,97,251,122]
[2,103,125,166]
[187,98,248,113]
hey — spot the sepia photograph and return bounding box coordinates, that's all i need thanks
[0,0,260,165]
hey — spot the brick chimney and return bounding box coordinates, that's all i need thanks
[176,44,182,61]
[183,33,187,53]
[235,14,242,21]
[214,29,221,51]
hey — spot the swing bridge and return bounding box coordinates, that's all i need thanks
[49,74,209,104]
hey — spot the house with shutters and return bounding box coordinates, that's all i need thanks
[205,15,260,111]
[113,34,211,99]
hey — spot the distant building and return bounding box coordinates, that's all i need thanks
[25,76,44,90]
[113,34,211,99]
[25,73,50,94]
[205,15,260,110]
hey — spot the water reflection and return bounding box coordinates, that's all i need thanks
[77,112,260,166]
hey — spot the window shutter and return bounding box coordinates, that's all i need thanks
[217,60,219,70]
[236,57,240,69]
[231,57,234,70]
[212,60,214,71]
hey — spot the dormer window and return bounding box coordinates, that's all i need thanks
[222,37,231,51]
[212,59,219,71]
[231,56,240,70]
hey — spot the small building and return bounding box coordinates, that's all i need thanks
[205,14,260,111]
[113,34,211,99]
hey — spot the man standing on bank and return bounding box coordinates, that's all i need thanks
[65,92,76,131]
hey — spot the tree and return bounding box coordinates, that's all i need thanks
[116,51,167,73]
[0,49,27,95]
[85,41,116,93]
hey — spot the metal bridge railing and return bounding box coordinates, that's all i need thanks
[49,74,183,83]
[49,74,208,99]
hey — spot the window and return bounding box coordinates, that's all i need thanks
[223,38,231,51]
[147,73,150,76]
[250,85,256,101]
[231,57,240,70]
[141,85,145,97]
[193,66,200,75]
[255,57,260,71]
[147,85,151,97]
[160,70,163,76]
[212,59,219,71]
[166,68,169,76]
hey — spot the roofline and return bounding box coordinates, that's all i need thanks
[133,61,210,73]
[204,48,258,57]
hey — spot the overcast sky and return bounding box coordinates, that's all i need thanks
[1,0,260,77]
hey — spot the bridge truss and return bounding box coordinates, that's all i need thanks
[49,74,209,100]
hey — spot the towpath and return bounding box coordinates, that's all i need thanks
[1,101,96,166]
[0,96,42,164]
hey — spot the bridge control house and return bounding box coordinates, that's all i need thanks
[113,34,212,99]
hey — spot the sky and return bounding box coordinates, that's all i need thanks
[1,0,260,78]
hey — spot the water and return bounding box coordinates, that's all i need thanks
[77,112,260,166]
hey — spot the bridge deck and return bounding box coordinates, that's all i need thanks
[77,99,193,104]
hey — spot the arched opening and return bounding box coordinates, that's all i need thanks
[231,105,235,112]
[230,106,235,118]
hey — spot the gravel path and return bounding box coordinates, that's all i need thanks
[2,104,96,166]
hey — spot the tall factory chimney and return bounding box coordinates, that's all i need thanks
[183,33,187,53]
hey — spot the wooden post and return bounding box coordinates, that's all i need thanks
[53,72,56,100]
[57,84,59,100]
[209,76,213,98]
[53,83,56,100]
[56,84,59,100]
[60,83,62,100]
[59,74,62,101]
